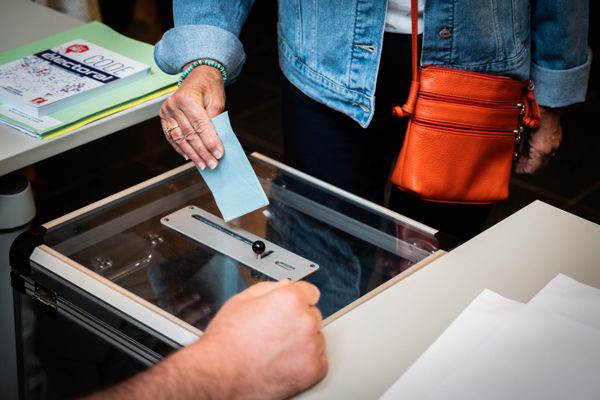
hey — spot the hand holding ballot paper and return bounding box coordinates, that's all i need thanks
[158,60,226,171]
[158,61,268,221]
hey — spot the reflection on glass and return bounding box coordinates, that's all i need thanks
[44,156,438,330]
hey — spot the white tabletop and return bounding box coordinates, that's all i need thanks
[0,0,169,176]
[299,201,600,399]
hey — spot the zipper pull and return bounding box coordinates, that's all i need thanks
[513,125,525,158]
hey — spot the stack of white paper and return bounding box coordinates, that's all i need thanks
[380,274,600,400]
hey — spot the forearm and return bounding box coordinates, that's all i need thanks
[86,340,233,400]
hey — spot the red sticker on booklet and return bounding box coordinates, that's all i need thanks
[65,44,89,54]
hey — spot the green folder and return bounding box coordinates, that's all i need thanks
[0,21,178,139]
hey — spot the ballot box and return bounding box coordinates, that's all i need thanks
[10,153,443,398]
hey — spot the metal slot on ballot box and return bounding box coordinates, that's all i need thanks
[161,206,320,281]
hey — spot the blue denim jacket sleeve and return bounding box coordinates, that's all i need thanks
[154,0,255,80]
[530,0,591,107]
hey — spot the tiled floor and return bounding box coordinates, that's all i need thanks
[25,1,600,233]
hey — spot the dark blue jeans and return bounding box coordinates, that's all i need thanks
[282,32,492,243]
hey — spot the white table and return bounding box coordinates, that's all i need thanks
[0,0,170,176]
[299,201,600,399]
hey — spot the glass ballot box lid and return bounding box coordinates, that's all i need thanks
[12,153,442,352]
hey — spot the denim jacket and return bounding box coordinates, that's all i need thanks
[155,0,591,127]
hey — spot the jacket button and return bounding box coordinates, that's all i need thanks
[438,27,452,38]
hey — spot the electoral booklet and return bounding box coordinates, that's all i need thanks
[0,22,178,140]
[0,39,150,117]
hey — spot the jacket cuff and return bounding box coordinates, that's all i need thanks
[531,49,592,108]
[154,24,246,81]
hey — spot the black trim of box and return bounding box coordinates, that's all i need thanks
[9,225,47,277]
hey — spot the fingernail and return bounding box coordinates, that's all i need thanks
[213,150,223,159]
[208,159,218,169]
[183,154,189,160]
[197,162,206,170]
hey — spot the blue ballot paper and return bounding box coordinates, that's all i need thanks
[196,112,269,221]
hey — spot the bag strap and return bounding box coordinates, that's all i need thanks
[392,0,420,118]
[523,83,541,129]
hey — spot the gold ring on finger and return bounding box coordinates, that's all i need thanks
[165,125,179,134]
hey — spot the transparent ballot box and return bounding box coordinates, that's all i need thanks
[11,153,442,398]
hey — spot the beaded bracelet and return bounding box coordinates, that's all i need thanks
[178,59,228,86]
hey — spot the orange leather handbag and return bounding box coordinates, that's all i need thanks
[391,0,541,204]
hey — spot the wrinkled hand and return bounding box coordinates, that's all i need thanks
[514,107,562,175]
[198,280,327,399]
[160,65,226,170]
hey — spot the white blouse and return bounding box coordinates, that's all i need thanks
[385,0,425,34]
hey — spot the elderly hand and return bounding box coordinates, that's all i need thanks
[514,106,562,175]
[160,65,226,170]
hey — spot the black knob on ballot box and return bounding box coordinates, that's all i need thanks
[252,240,266,255]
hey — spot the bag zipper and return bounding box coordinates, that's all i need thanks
[412,111,525,159]
[419,91,521,109]
[410,119,515,136]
